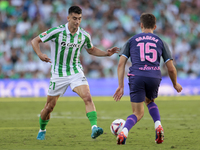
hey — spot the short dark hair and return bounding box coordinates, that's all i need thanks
[68,6,82,14]
[140,13,156,29]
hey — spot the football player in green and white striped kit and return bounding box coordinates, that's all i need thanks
[31,6,119,140]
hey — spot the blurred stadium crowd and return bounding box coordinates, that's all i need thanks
[0,0,200,79]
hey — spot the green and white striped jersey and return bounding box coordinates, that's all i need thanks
[39,23,93,77]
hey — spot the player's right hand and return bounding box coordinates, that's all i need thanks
[174,83,182,93]
[38,53,51,63]
[113,87,124,101]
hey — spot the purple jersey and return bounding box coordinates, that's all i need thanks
[120,33,172,79]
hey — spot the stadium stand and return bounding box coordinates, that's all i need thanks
[0,0,200,79]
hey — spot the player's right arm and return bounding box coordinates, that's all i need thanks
[113,40,130,101]
[113,55,128,101]
[32,26,64,63]
[31,36,51,63]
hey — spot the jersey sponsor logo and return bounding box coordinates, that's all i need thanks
[66,43,81,48]
[60,42,81,48]
[139,65,160,70]
[61,42,66,47]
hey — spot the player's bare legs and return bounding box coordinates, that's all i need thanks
[73,85,103,139]
[145,97,164,144]
[117,102,144,144]
[37,95,59,140]
[41,95,60,120]
[73,85,96,113]
[131,102,144,121]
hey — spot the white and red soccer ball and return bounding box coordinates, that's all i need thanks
[110,119,126,136]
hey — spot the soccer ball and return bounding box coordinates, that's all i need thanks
[110,119,126,136]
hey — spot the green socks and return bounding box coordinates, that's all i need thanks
[86,111,97,127]
[39,116,49,130]
[39,111,97,130]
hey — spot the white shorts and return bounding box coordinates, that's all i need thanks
[47,72,88,96]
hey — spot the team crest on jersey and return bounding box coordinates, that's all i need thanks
[78,37,81,43]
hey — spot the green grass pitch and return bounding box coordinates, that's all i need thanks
[0,96,199,150]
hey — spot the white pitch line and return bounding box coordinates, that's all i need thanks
[46,115,196,120]
[0,113,197,121]
[0,116,197,130]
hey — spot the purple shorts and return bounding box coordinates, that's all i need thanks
[128,76,161,103]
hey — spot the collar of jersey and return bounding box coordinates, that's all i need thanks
[65,23,80,36]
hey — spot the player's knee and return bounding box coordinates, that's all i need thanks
[145,98,152,106]
[45,103,56,113]
[145,97,155,106]
[140,112,144,119]
[82,92,92,104]
[139,112,144,120]
[134,111,144,121]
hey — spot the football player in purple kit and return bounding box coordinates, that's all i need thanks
[113,13,182,145]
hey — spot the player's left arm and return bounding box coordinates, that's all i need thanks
[84,33,119,56]
[162,40,182,93]
[86,46,120,57]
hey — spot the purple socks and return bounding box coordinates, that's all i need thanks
[147,102,160,122]
[123,102,160,132]
[124,114,137,131]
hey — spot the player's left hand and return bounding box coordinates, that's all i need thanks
[174,83,182,93]
[113,87,124,101]
[107,47,120,56]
